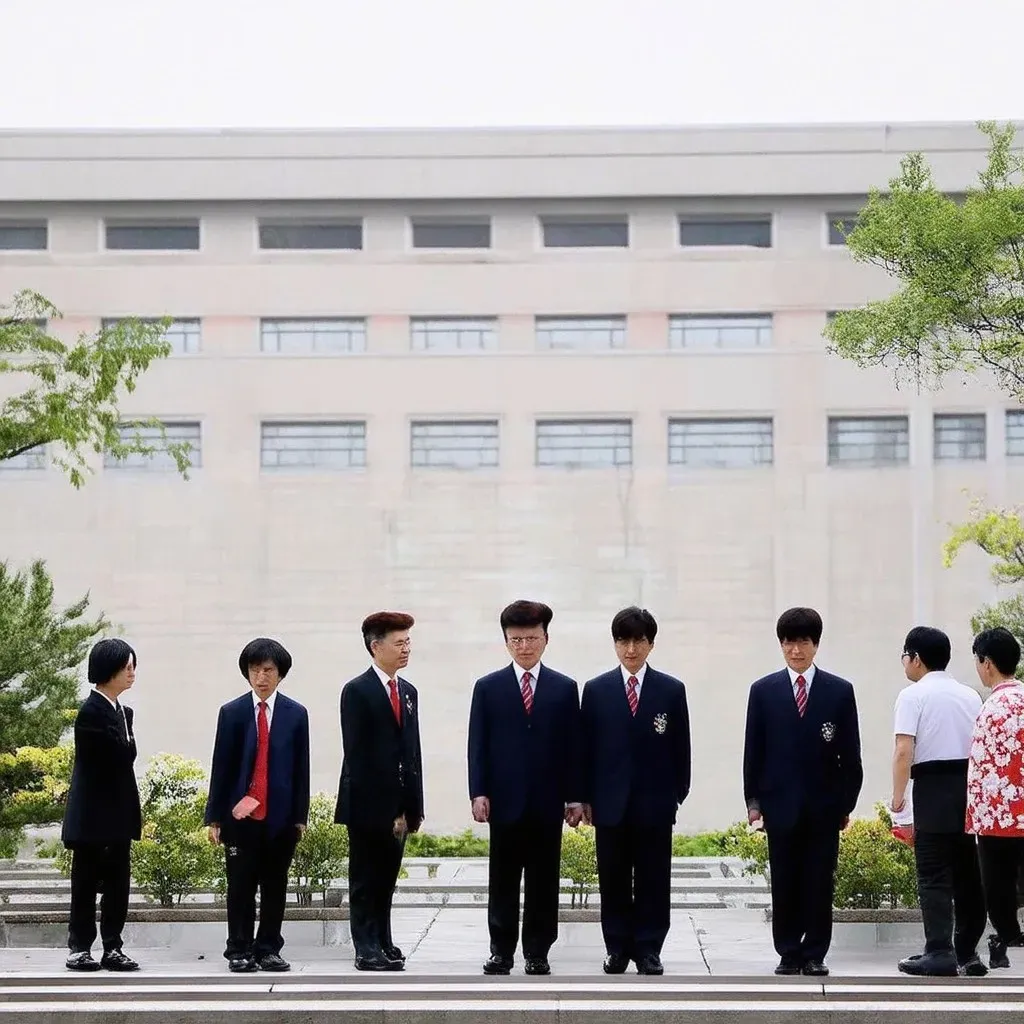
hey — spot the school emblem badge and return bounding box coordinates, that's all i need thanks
[821,722,836,742]
[405,694,415,716]
[653,713,668,735]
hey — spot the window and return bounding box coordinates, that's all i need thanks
[678,215,772,248]
[411,420,499,469]
[410,218,490,249]
[260,422,366,470]
[258,221,363,250]
[105,221,200,251]
[540,216,629,248]
[827,213,858,246]
[102,318,201,355]
[104,422,201,471]
[535,316,626,351]
[828,416,909,467]
[0,445,46,471]
[260,318,366,354]
[410,318,496,352]
[536,420,632,468]
[1007,411,1024,457]
[669,315,772,350]
[934,413,986,461]
[668,419,773,468]
[0,221,47,250]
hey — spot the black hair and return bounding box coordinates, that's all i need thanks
[87,638,137,687]
[238,638,292,680]
[361,611,415,655]
[611,606,658,644]
[903,626,951,672]
[776,607,823,645]
[499,600,553,638]
[972,627,1021,677]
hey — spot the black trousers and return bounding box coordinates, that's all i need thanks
[978,835,1024,944]
[347,825,406,959]
[914,830,986,959]
[595,823,672,960]
[766,817,840,964]
[224,820,298,960]
[487,818,562,959]
[67,842,131,954]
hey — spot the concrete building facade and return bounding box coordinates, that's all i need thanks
[0,123,1018,831]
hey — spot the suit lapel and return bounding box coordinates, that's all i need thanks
[241,697,257,771]
[635,666,656,718]
[506,664,531,721]
[366,668,401,730]
[269,694,288,764]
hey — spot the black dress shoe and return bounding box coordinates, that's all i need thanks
[482,954,513,975]
[774,959,802,976]
[383,945,406,963]
[100,949,139,972]
[603,953,630,974]
[898,951,958,976]
[229,956,258,973]
[959,955,988,977]
[355,955,404,971]
[524,957,550,976]
[801,960,829,977]
[257,953,291,972]
[636,954,664,975]
[66,951,102,972]
[989,934,1012,970]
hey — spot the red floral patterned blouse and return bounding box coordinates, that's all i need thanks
[966,682,1024,837]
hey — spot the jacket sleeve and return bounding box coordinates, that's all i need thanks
[564,679,584,805]
[293,706,311,826]
[742,683,763,813]
[580,681,594,806]
[467,678,487,800]
[840,683,864,815]
[204,705,231,826]
[675,682,692,805]
[412,701,425,829]
[339,681,368,770]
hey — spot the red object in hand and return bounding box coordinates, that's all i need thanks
[891,825,915,848]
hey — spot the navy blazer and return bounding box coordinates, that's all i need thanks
[204,691,311,841]
[580,666,691,828]
[742,667,863,833]
[467,663,582,825]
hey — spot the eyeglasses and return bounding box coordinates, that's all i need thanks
[507,637,544,647]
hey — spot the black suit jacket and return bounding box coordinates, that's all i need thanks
[580,666,691,828]
[467,663,582,825]
[334,668,424,831]
[61,691,142,848]
[203,691,311,842]
[742,667,863,832]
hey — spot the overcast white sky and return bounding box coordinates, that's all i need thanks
[1,0,1020,129]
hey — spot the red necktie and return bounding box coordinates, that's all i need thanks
[389,678,402,724]
[521,671,533,714]
[247,700,269,820]
[795,675,808,717]
[627,675,639,715]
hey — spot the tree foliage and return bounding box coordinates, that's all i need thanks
[824,121,1024,398]
[834,806,918,910]
[559,825,598,907]
[291,793,349,905]
[0,290,190,485]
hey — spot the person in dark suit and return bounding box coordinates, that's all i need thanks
[335,611,424,971]
[204,638,310,974]
[743,606,863,978]
[468,600,583,976]
[580,606,691,976]
[62,638,143,972]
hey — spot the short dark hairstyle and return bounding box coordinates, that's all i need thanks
[611,606,658,644]
[238,638,292,680]
[903,626,951,672]
[88,638,136,687]
[973,627,1021,677]
[776,607,823,645]
[499,600,553,638]
[362,611,415,655]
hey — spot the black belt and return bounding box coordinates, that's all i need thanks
[911,758,968,779]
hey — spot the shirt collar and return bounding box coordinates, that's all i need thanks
[512,660,541,681]
[371,662,397,686]
[620,663,648,686]
[251,689,279,712]
[94,688,119,710]
[786,664,816,686]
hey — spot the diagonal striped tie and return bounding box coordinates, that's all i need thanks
[521,672,533,714]
[795,674,808,717]
[627,675,639,715]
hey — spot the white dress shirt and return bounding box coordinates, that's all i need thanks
[512,661,542,695]
[786,664,816,700]
[251,688,278,731]
[371,662,400,693]
[620,661,648,698]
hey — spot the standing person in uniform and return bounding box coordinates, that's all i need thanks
[966,626,1024,970]
[467,599,583,976]
[891,626,987,977]
[743,607,863,977]
[204,638,310,974]
[335,612,424,972]
[62,639,143,972]
[580,606,691,976]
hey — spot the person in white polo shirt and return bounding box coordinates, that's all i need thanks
[890,626,987,977]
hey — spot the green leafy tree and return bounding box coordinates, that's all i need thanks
[0,744,73,857]
[560,825,598,907]
[943,504,1024,676]
[291,793,350,905]
[824,122,1024,398]
[833,805,918,910]
[1,290,191,484]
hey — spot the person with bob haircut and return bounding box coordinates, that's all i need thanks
[62,638,143,972]
[743,607,863,978]
[204,638,310,974]
[335,611,424,971]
